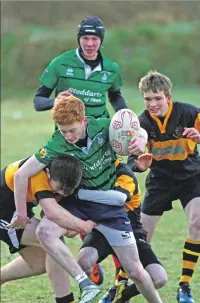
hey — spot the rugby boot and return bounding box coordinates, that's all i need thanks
[79,284,101,303]
[90,263,104,285]
[177,283,195,303]
[113,280,130,303]
[98,285,117,303]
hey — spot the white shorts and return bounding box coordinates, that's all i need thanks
[95,224,136,246]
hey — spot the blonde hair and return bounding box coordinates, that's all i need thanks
[139,70,172,97]
[52,95,85,125]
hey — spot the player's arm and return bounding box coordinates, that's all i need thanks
[79,164,136,206]
[39,198,96,233]
[182,105,200,143]
[108,89,127,112]
[11,156,46,229]
[77,188,127,206]
[33,58,63,112]
[108,63,128,112]
[128,153,152,172]
[183,128,200,143]
[33,85,72,112]
[114,164,135,201]
[33,85,55,111]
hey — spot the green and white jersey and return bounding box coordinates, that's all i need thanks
[39,49,122,118]
[35,117,117,190]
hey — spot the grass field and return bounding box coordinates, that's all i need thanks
[1,86,200,303]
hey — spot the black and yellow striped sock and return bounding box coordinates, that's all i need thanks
[115,269,129,284]
[179,238,200,285]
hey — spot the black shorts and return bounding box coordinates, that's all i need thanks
[142,173,200,216]
[80,229,162,268]
[59,194,132,232]
[0,168,35,254]
[127,210,147,239]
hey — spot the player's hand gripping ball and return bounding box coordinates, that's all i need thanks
[109,109,140,156]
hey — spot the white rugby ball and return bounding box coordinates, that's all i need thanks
[109,109,140,156]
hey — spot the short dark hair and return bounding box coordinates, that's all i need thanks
[49,155,82,195]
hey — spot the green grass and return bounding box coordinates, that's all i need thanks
[1,86,200,302]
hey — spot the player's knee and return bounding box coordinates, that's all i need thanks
[78,248,97,274]
[153,274,168,289]
[188,213,200,234]
[78,254,93,274]
[36,224,52,245]
[125,264,144,283]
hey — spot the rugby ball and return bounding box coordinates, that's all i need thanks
[109,109,140,156]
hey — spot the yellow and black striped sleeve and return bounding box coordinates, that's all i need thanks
[4,159,54,202]
[114,163,135,201]
[114,162,142,211]
[194,112,200,132]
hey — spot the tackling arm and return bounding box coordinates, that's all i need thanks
[12,156,46,229]
[78,189,127,206]
[39,198,95,233]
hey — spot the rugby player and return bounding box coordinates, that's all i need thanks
[130,70,200,303]
[0,155,99,303]
[12,94,163,303]
[33,15,129,285]
[77,156,167,303]
[33,16,127,118]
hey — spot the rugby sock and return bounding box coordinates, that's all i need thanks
[112,255,121,270]
[121,283,140,300]
[75,273,93,288]
[179,238,200,285]
[117,269,128,283]
[79,233,85,241]
[112,255,122,281]
[56,292,75,303]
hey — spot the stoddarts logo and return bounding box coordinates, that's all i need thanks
[66,67,74,77]
[82,150,111,171]
[69,88,103,98]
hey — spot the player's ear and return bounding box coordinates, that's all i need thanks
[83,116,88,126]
[46,168,51,179]
[167,94,171,102]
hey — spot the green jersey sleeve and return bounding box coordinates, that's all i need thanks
[39,57,59,89]
[109,63,122,92]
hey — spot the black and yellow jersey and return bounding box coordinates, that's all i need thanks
[138,101,200,180]
[2,159,54,203]
[114,161,142,230]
